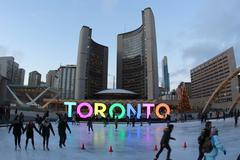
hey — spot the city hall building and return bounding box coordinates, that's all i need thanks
[117,8,159,99]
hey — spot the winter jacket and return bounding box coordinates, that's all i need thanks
[204,135,225,160]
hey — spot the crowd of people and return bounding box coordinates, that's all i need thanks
[5,109,240,160]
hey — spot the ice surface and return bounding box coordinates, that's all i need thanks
[0,118,239,160]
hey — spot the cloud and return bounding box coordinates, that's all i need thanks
[170,68,189,77]
[180,0,240,68]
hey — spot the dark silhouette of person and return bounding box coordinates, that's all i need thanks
[35,114,43,128]
[24,120,41,150]
[39,118,55,151]
[115,116,118,130]
[126,116,130,127]
[87,116,94,133]
[154,124,176,160]
[8,116,24,150]
[131,114,136,127]
[197,121,212,160]
[148,115,152,126]
[58,116,71,148]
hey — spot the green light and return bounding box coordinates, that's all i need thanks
[109,103,126,119]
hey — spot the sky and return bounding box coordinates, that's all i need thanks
[0,0,239,90]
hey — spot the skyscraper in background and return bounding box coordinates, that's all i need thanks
[28,71,41,86]
[162,56,170,92]
[117,7,159,99]
[46,70,57,88]
[55,65,76,99]
[75,26,108,99]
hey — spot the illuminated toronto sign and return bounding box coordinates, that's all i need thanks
[64,102,171,119]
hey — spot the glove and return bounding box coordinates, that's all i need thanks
[223,150,226,155]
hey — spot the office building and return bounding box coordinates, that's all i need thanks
[117,7,159,99]
[0,56,24,85]
[55,65,76,99]
[28,71,41,86]
[46,70,57,88]
[75,26,108,99]
[191,47,238,108]
[162,56,170,92]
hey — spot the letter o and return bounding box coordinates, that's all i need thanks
[109,103,126,119]
[155,103,171,119]
[77,102,93,118]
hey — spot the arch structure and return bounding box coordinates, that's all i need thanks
[202,67,240,114]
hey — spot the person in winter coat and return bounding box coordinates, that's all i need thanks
[24,120,41,150]
[197,121,212,160]
[8,116,24,150]
[58,117,71,148]
[154,124,176,160]
[204,127,226,160]
[87,116,94,133]
[39,118,55,151]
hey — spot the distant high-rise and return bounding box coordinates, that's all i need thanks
[55,65,76,99]
[46,70,57,88]
[117,7,159,99]
[75,26,108,99]
[28,71,41,86]
[17,68,25,85]
[0,56,24,85]
[162,56,170,92]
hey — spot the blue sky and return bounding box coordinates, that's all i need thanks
[0,0,239,90]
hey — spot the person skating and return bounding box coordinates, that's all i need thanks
[39,118,55,151]
[115,116,118,130]
[87,116,94,133]
[35,114,43,129]
[24,120,41,150]
[8,116,24,150]
[154,124,176,160]
[148,115,152,126]
[126,116,130,127]
[204,127,226,160]
[58,116,71,148]
[131,115,135,127]
[140,115,143,126]
[234,112,238,127]
[197,121,212,160]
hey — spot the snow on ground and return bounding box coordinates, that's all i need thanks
[0,118,239,160]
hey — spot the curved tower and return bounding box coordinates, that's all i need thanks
[117,8,159,99]
[75,26,108,99]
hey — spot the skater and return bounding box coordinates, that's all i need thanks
[204,127,226,160]
[72,113,76,125]
[58,116,71,148]
[8,116,24,150]
[126,116,130,127]
[87,116,94,133]
[140,115,143,126]
[19,112,24,124]
[154,124,176,160]
[35,114,43,128]
[234,112,238,127]
[197,121,212,160]
[43,110,49,120]
[24,120,41,150]
[115,116,118,130]
[39,118,55,151]
[131,115,135,127]
[148,115,152,126]
[223,112,226,121]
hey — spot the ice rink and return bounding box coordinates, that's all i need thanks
[0,118,239,160]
